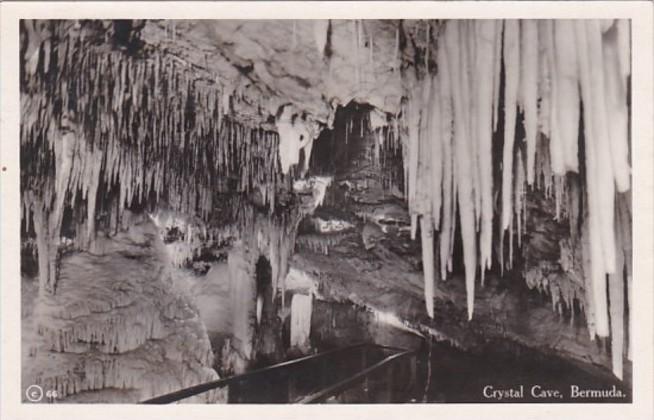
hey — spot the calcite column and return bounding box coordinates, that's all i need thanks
[32,205,59,296]
[227,242,257,373]
[290,293,313,352]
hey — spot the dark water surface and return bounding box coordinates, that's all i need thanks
[227,300,630,403]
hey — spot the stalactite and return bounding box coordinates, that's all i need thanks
[580,217,597,339]
[586,20,617,275]
[438,36,454,280]
[602,22,631,192]
[520,20,539,185]
[616,20,631,87]
[296,233,347,256]
[461,22,481,229]
[428,74,443,230]
[542,21,565,176]
[420,215,435,318]
[405,81,422,240]
[415,77,434,221]
[21,24,296,297]
[85,147,103,249]
[445,21,477,320]
[32,203,58,295]
[354,20,360,88]
[313,20,329,57]
[514,150,525,248]
[553,20,580,173]
[575,20,614,337]
[492,21,504,132]
[475,20,496,281]
[394,24,400,72]
[536,21,552,147]
[501,20,520,235]
[399,19,632,322]
[608,201,625,380]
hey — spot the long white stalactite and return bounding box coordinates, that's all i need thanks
[520,20,539,185]
[421,215,435,318]
[397,19,631,377]
[553,20,580,173]
[475,20,496,282]
[501,20,520,234]
[446,21,477,320]
[438,41,455,282]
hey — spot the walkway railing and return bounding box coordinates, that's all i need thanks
[140,342,417,404]
[297,347,417,403]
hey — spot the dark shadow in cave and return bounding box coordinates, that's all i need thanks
[255,255,273,323]
[252,255,285,368]
[309,101,375,178]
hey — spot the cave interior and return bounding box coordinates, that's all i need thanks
[19,19,632,403]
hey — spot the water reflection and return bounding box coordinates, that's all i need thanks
[228,300,629,403]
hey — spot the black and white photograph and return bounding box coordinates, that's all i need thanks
[1,2,653,419]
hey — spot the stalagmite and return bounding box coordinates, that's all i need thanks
[520,20,539,184]
[290,293,313,351]
[501,20,520,233]
[445,21,477,320]
[228,244,256,365]
[553,20,580,173]
[420,215,435,318]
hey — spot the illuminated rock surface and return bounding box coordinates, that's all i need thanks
[22,217,225,402]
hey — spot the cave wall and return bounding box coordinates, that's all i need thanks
[22,214,226,403]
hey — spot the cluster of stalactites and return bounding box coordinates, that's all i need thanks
[398,19,631,378]
[147,196,304,307]
[20,23,297,295]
